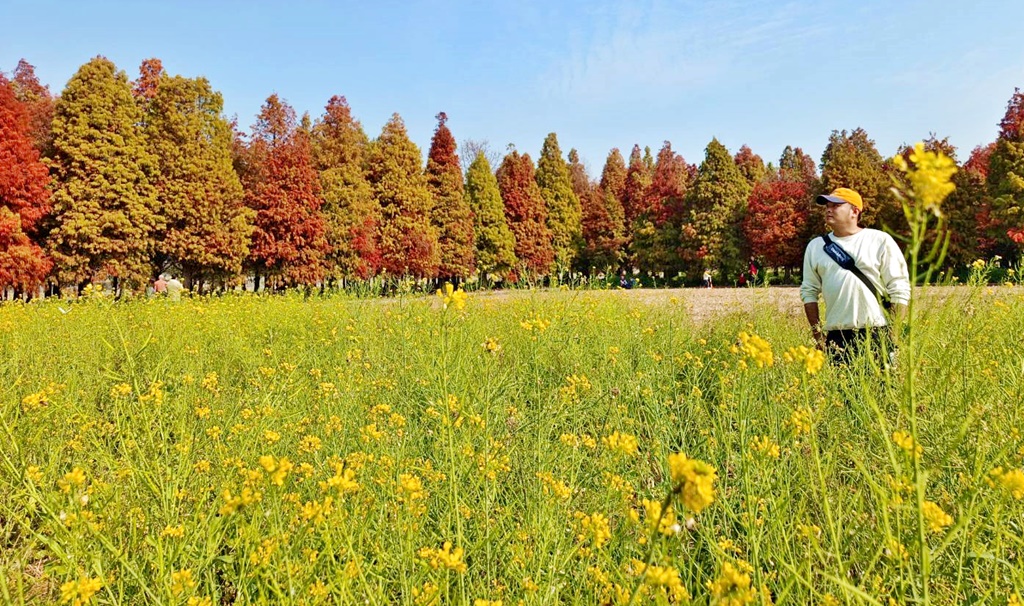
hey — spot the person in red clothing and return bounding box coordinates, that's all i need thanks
[153,274,168,294]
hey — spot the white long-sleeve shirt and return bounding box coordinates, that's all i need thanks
[800,228,911,331]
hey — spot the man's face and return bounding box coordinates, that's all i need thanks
[824,201,858,229]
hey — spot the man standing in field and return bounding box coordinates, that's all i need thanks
[800,187,910,363]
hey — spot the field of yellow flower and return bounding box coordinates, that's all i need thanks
[1,281,1023,605]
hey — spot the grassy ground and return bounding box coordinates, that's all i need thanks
[1,283,1023,605]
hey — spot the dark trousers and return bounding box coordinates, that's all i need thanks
[826,327,893,366]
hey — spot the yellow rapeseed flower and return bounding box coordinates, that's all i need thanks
[990,467,1024,499]
[788,408,812,435]
[634,561,690,603]
[322,463,360,495]
[574,511,612,548]
[26,465,43,483]
[218,487,261,515]
[922,501,953,533]
[668,453,717,514]
[186,597,213,606]
[299,434,322,454]
[641,498,678,536]
[309,580,329,599]
[750,436,781,459]
[783,345,825,375]
[482,337,501,354]
[892,431,922,459]
[733,332,774,368]
[60,576,103,606]
[58,467,86,493]
[436,282,468,310]
[417,541,467,572]
[891,142,957,217]
[601,431,639,457]
[170,569,196,596]
[707,561,756,606]
[160,524,185,538]
[110,383,132,398]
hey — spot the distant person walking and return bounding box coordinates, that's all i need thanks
[166,275,185,301]
[800,187,910,364]
[153,274,167,295]
[702,270,713,289]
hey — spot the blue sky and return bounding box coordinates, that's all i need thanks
[3,0,1023,177]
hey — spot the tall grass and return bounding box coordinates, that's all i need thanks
[0,276,1022,605]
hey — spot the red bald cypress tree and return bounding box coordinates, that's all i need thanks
[635,141,691,274]
[367,113,439,278]
[132,58,164,101]
[9,60,54,155]
[497,149,554,279]
[963,143,1002,259]
[244,94,328,287]
[988,88,1024,260]
[578,148,627,273]
[0,75,52,292]
[311,95,381,280]
[427,112,475,280]
[621,144,652,230]
[743,179,811,276]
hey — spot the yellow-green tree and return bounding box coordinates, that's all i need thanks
[465,151,516,282]
[820,128,893,230]
[48,57,160,291]
[144,73,254,288]
[536,132,581,276]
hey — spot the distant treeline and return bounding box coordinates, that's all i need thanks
[2,57,1023,296]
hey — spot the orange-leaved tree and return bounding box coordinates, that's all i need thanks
[144,72,254,288]
[497,149,553,280]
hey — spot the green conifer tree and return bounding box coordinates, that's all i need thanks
[681,138,751,280]
[535,132,581,276]
[464,152,516,283]
[367,113,439,278]
[48,57,160,290]
[820,128,892,230]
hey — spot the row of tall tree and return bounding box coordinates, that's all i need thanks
[3,56,1024,295]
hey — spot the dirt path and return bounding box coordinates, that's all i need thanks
[466,285,807,325]
[462,284,1013,325]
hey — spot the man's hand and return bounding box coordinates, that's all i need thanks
[804,302,825,350]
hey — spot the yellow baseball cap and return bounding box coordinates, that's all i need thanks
[816,187,863,210]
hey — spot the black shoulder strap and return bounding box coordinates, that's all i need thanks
[822,234,888,304]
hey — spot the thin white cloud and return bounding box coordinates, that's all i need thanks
[540,1,829,104]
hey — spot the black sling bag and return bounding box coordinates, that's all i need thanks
[822,233,892,310]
